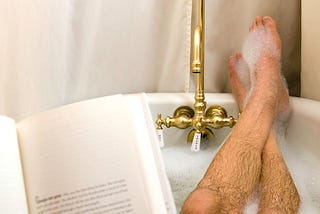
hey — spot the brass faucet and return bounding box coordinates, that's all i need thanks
[156,0,237,144]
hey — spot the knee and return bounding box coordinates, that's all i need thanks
[181,188,220,214]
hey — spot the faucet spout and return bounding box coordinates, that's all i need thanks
[192,25,203,73]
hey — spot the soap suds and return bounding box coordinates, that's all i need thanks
[242,27,280,74]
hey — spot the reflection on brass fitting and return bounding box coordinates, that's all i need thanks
[156,0,238,143]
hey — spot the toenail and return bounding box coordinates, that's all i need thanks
[263,16,270,21]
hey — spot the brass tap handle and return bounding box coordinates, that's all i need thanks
[204,105,237,129]
[156,113,164,129]
[205,116,237,129]
[165,115,193,129]
[156,107,194,130]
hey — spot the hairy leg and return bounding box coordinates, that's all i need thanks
[181,94,273,213]
[234,16,300,213]
[258,132,300,214]
[182,30,280,213]
[245,16,301,213]
[182,16,301,213]
[230,56,301,213]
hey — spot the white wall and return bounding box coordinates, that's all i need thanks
[301,0,320,101]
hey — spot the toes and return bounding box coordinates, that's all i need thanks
[249,21,255,31]
[228,54,241,85]
[249,16,263,31]
[263,16,276,29]
[255,16,264,27]
[228,53,248,82]
[235,52,242,60]
[228,54,238,71]
[228,53,243,75]
[263,16,282,50]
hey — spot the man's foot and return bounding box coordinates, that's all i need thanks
[242,16,290,118]
[228,53,250,111]
[243,16,281,71]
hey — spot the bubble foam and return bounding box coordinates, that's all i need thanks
[242,27,280,73]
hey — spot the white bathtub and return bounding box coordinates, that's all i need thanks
[147,93,320,213]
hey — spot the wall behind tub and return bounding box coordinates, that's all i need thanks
[0,0,301,121]
[301,0,320,101]
[193,0,301,97]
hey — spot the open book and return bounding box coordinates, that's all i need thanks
[0,94,176,214]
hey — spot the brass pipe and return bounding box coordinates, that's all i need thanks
[198,0,204,69]
[198,0,204,29]
[191,0,204,74]
[192,0,206,134]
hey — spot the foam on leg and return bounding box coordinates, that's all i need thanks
[242,27,281,74]
[228,53,251,111]
[233,56,252,108]
[233,56,251,92]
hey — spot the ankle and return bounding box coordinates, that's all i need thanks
[249,89,277,115]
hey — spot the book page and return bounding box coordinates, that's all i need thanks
[127,94,176,213]
[17,95,167,214]
[126,94,176,213]
[0,116,29,213]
